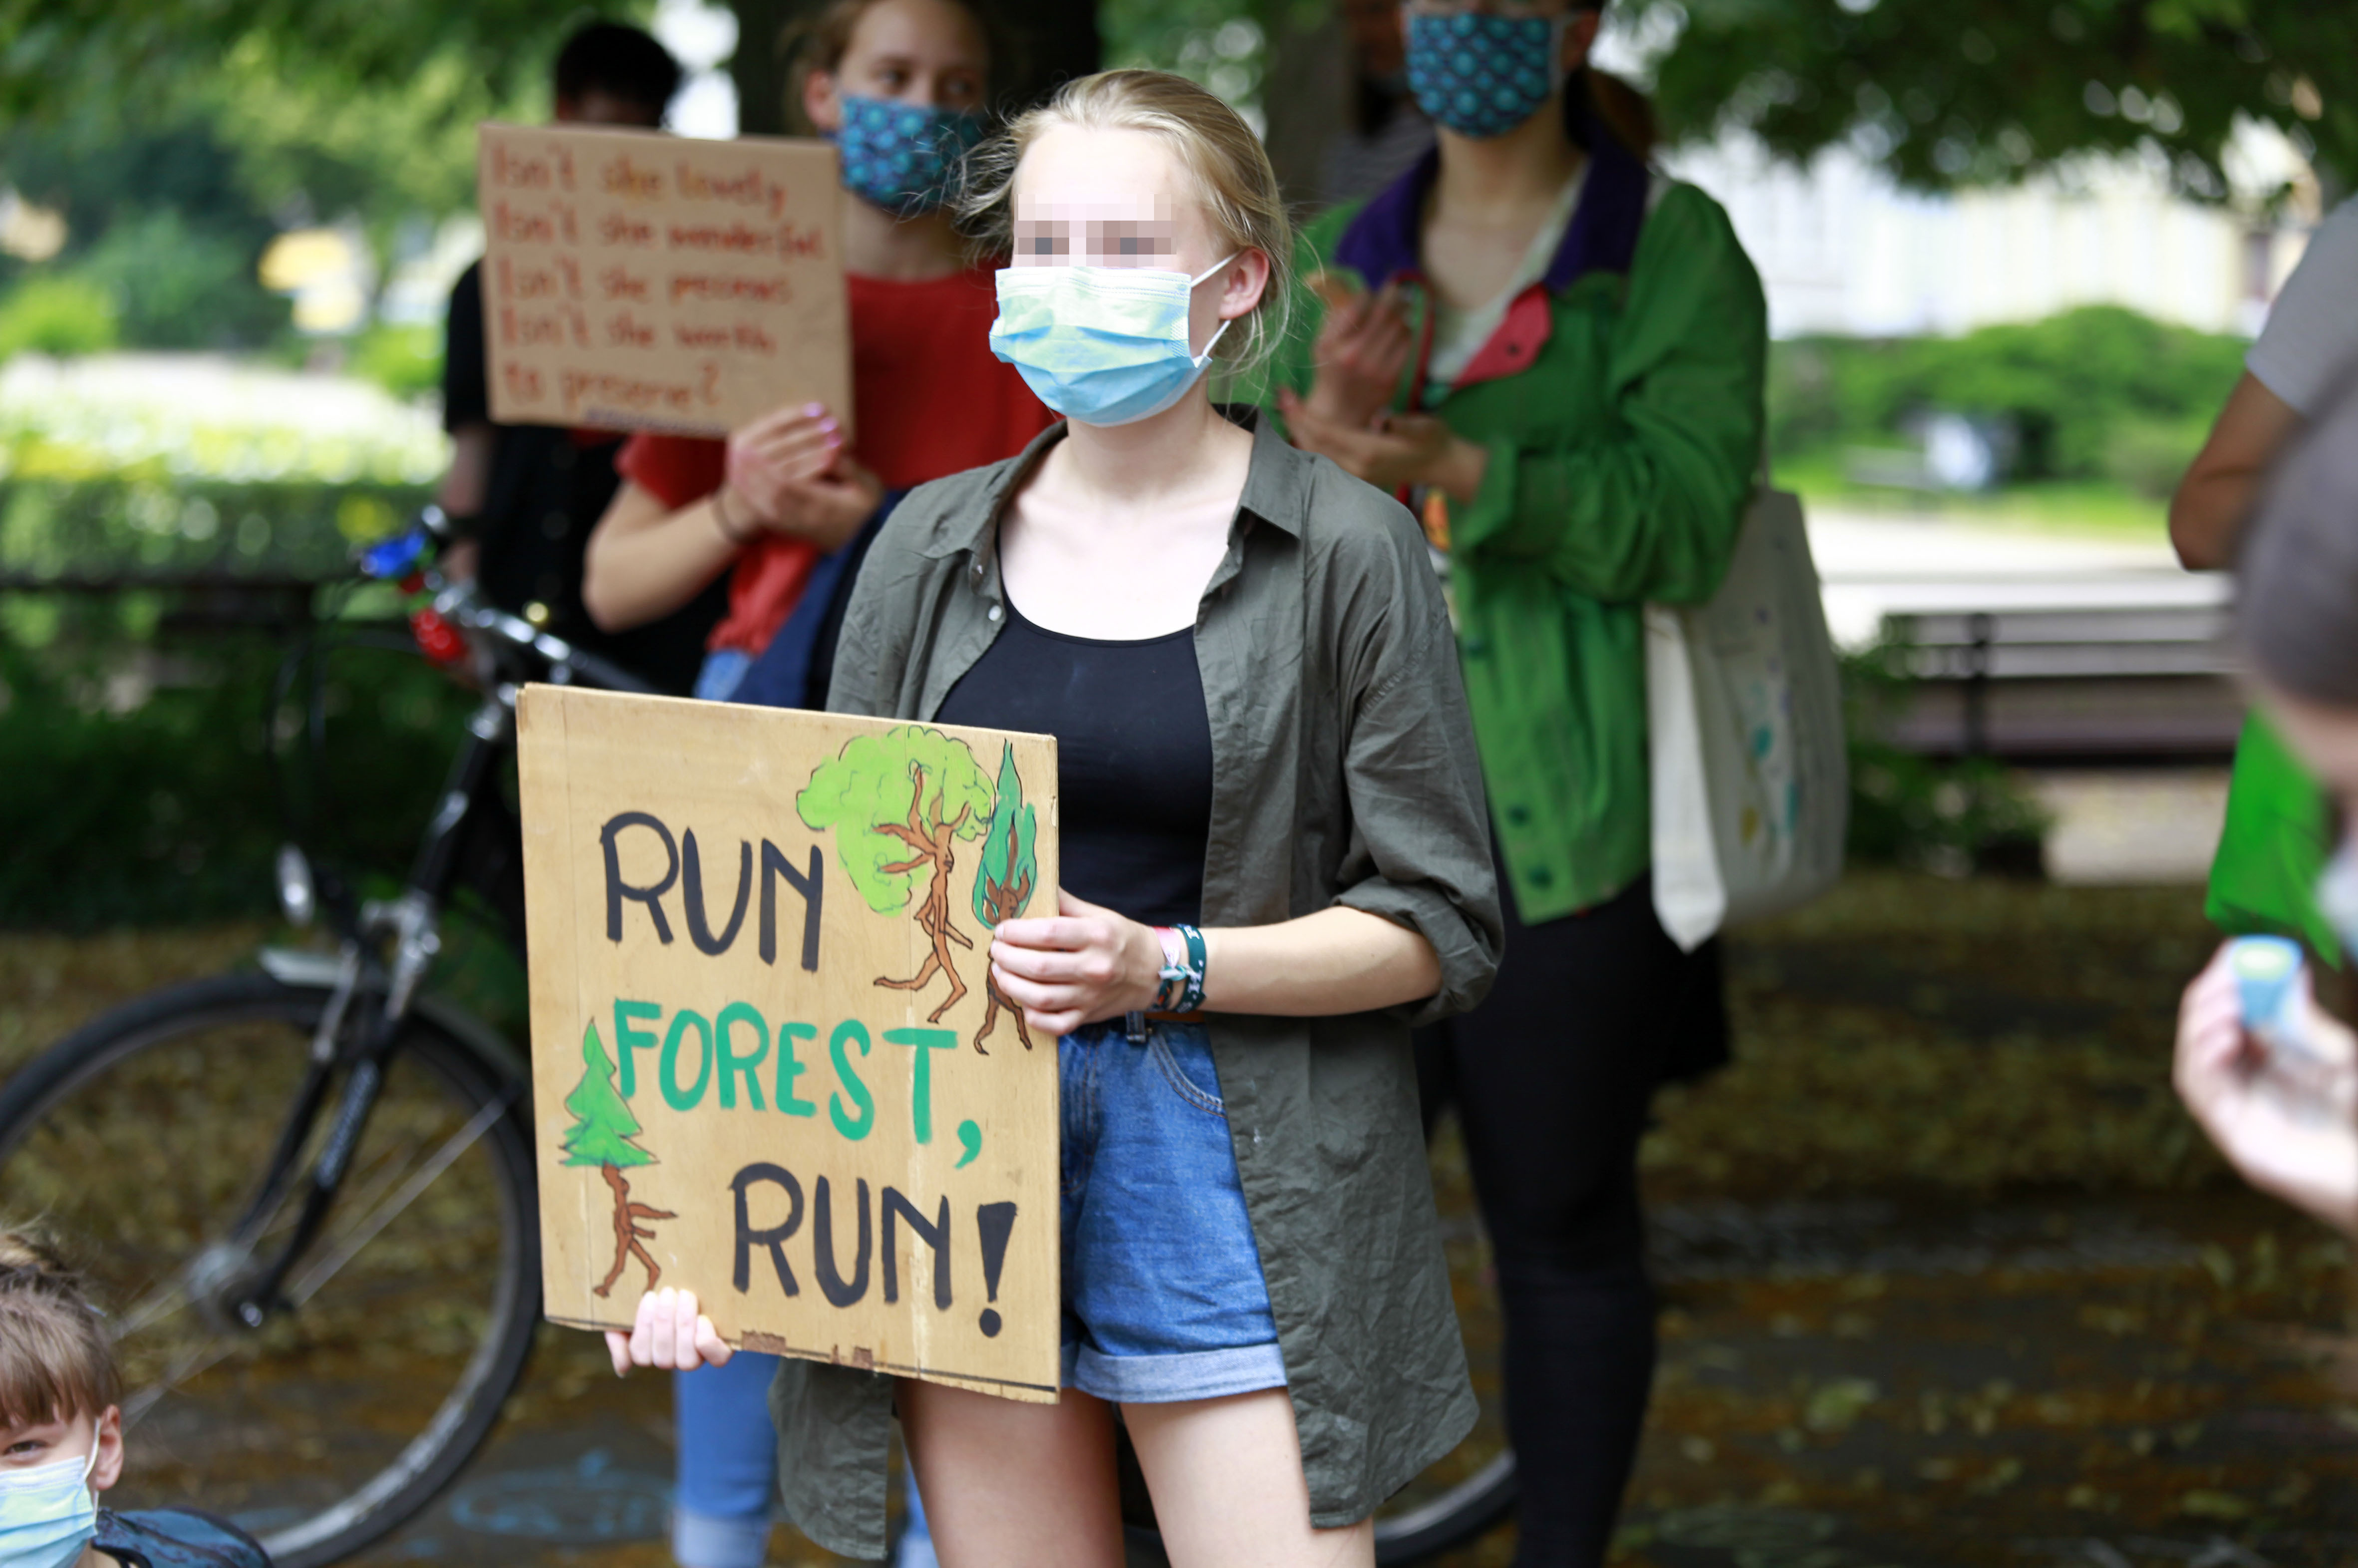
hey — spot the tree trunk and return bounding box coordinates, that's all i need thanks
[728,0,801,135]
[1258,0,1351,214]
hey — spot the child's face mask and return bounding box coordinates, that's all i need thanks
[0,1441,99,1568]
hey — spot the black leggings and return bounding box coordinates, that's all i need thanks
[1415,872,1726,1568]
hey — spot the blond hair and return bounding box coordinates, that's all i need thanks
[0,1229,118,1427]
[957,69,1296,374]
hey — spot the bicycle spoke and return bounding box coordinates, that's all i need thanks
[286,1094,512,1307]
[119,1333,241,1431]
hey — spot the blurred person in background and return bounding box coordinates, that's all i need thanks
[2172,194,2358,990]
[578,4,1051,1566]
[2175,366,2358,1239]
[580,0,1052,707]
[438,23,724,696]
[1260,0,1765,1562]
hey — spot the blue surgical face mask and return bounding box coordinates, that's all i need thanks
[2318,837,2358,958]
[1404,10,1567,140]
[988,256,1238,427]
[0,1444,99,1568]
[829,94,984,216]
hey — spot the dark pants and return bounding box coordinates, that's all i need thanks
[1415,872,1726,1568]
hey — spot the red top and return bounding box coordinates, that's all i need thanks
[617,263,1053,656]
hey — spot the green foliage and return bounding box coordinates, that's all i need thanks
[0,635,475,927]
[561,1022,652,1168]
[797,726,993,916]
[0,275,117,360]
[971,740,1036,929]
[72,210,290,351]
[349,324,444,402]
[0,477,427,592]
[1630,0,2357,194]
[1841,643,2050,874]
[1768,306,2246,486]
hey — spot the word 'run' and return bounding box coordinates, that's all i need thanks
[602,811,822,969]
[727,1167,1021,1338]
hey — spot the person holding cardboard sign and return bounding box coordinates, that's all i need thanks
[581,0,1054,706]
[609,68,1501,1568]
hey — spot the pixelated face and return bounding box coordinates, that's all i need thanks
[1008,125,1214,273]
[833,0,989,114]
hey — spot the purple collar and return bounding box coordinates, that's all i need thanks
[1331,116,1649,294]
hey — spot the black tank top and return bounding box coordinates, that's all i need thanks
[934,595,1212,926]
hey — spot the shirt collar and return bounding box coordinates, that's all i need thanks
[1331,111,1649,294]
[922,403,1308,561]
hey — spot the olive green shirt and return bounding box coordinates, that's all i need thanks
[775,407,1503,1560]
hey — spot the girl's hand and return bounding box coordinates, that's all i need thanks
[990,890,1164,1037]
[604,1287,736,1376]
[762,456,884,550]
[1278,389,1489,503]
[726,403,845,525]
[2173,944,2358,1234]
[1302,274,1412,431]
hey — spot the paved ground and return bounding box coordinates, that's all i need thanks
[7,870,2354,1568]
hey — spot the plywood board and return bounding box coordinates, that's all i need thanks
[517,686,1058,1400]
[478,123,853,440]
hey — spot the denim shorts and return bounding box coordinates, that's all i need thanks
[1059,1019,1287,1402]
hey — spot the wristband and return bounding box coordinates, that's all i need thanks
[1152,924,1207,1015]
[711,486,754,545]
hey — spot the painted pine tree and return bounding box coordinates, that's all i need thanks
[970,741,1039,1053]
[560,1021,675,1298]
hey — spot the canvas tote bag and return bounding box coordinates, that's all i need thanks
[1646,486,1848,951]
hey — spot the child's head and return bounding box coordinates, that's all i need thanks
[790,0,993,131]
[0,1231,122,1489]
[961,69,1294,374]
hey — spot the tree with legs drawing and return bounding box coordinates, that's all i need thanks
[799,726,994,1024]
[559,1020,674,1299]
[970,741,1040,1053]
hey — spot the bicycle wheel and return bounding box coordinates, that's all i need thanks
[1371,1110,1516,1565]
[0,972,541,1568]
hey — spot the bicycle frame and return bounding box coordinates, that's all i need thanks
[200,519,650,1336]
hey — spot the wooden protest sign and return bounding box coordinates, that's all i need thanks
[477,123,852,439]
[517,687,1059,1400]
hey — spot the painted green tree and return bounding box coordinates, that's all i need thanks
[970,741,1040,1054]
[560,1021,673,1300]
[798,726,994,1024]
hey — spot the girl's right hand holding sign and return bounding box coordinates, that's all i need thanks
[606,1287,737,1376]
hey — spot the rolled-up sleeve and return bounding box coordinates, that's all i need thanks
[1323,492,1502,1024]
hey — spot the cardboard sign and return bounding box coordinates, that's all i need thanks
[477,123,852,440]
[517,687,1059,1401]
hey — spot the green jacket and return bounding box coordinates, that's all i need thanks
[780,409,1503,1560]
[1255,148,1767,920]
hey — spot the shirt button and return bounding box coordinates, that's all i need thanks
[1464,637,1490,659]
[1527,866,1554,889]
[986,604,1002,622]
[971,559,984,578]
[1506,804,1530,827]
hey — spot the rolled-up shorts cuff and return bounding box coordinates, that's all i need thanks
[1061,1339,1287,1403]
[671,1505,773,1568]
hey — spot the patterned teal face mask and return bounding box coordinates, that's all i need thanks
[1404,11,1566,139]
[830,94,984,216]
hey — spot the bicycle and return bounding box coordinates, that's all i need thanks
[0,509,653,1568]
[0,509,1517,1567]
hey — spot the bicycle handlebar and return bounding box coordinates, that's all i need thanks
[367,509,657,697]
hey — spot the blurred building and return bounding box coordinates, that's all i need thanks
[1665,127,2319,341]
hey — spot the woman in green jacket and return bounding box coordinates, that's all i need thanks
[1267,1,1766,1562]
